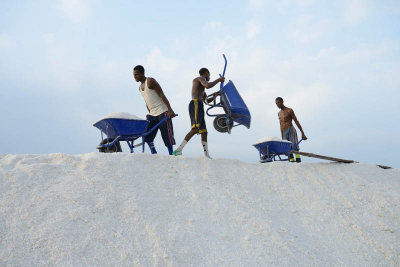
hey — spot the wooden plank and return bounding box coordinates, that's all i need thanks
[291,151,356,163]
[290,151,392,169]
[377,165,392,169]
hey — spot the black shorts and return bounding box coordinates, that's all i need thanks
[189,99,207,134]
[144,112,175,147]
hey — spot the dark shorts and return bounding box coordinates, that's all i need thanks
[189,99,207,134]
[144,111,175,147]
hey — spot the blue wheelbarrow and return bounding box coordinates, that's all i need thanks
[253,137,303,163]
[206,54,251,133]
[93,112,175,153]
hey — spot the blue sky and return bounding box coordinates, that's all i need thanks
[1,0,399,167]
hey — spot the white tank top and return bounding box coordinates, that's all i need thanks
[139,78,168,116]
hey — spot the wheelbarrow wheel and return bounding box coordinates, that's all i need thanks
[98,138,122,153]
[213,114,230,133]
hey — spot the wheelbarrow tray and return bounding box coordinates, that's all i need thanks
[93,112,148,139]
[93,112,175,153]
[221,81,251,129]
[253,139,293,156]
[253,137,303,163]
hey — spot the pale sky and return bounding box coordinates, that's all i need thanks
[1,0,399,167]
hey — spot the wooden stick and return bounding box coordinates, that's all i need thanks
[377,165,392,169]
[290,151,356,163]
[289,151,392,169]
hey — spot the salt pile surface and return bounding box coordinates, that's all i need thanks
[0,153,399,266]
[95,112,145,123]
[253,136,292,145]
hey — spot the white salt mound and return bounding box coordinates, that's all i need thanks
[1,153,399,266]
[253,136,292,145]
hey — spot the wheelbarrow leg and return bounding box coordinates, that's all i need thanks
[260,144,273,163]
[125,138,134,153]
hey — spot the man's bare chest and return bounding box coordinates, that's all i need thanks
[279,111,292,121]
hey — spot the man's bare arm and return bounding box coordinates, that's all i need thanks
[199,77,225,89]
[205,91,220,103]
[148,78,176,118]
[289,109,307,140]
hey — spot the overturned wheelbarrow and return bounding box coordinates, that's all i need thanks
[206,54,251,133]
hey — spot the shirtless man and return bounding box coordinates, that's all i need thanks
[133,65,176,155]
[275,97,307,162]
[173,68,225,158]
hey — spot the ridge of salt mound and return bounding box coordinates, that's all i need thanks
[96,112,145,122]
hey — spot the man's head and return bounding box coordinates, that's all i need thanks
[133,65,145,82]
[275,97,284,109]
[199,68,210,81]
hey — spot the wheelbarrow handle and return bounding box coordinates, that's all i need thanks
[205,92,221,106]
[141,114,178,153]
[220,54,227,90]
[143,114,178,137]
[292,138,303,151]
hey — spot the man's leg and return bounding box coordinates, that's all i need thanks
[173,100,198,156]
[200,131,211,159]
[144,115,159,154]
[148,142,157,154]
[167,146,174,155]
[173,128,198,155]
[197,101,210,158]
[184,128,198,142]
[291,127,301,162]
[288,126,299,162]
[158,112,176,155]
[283,127,295,162]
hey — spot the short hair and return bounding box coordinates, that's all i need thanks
[133,65,145,74]
[199,68,209,76]
[275,97,283,102]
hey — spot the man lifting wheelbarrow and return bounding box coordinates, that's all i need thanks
[204,55,251,134]
[173,54,251,158]
[173,68,224,158]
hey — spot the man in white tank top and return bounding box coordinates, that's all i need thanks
[133,65,176,155]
